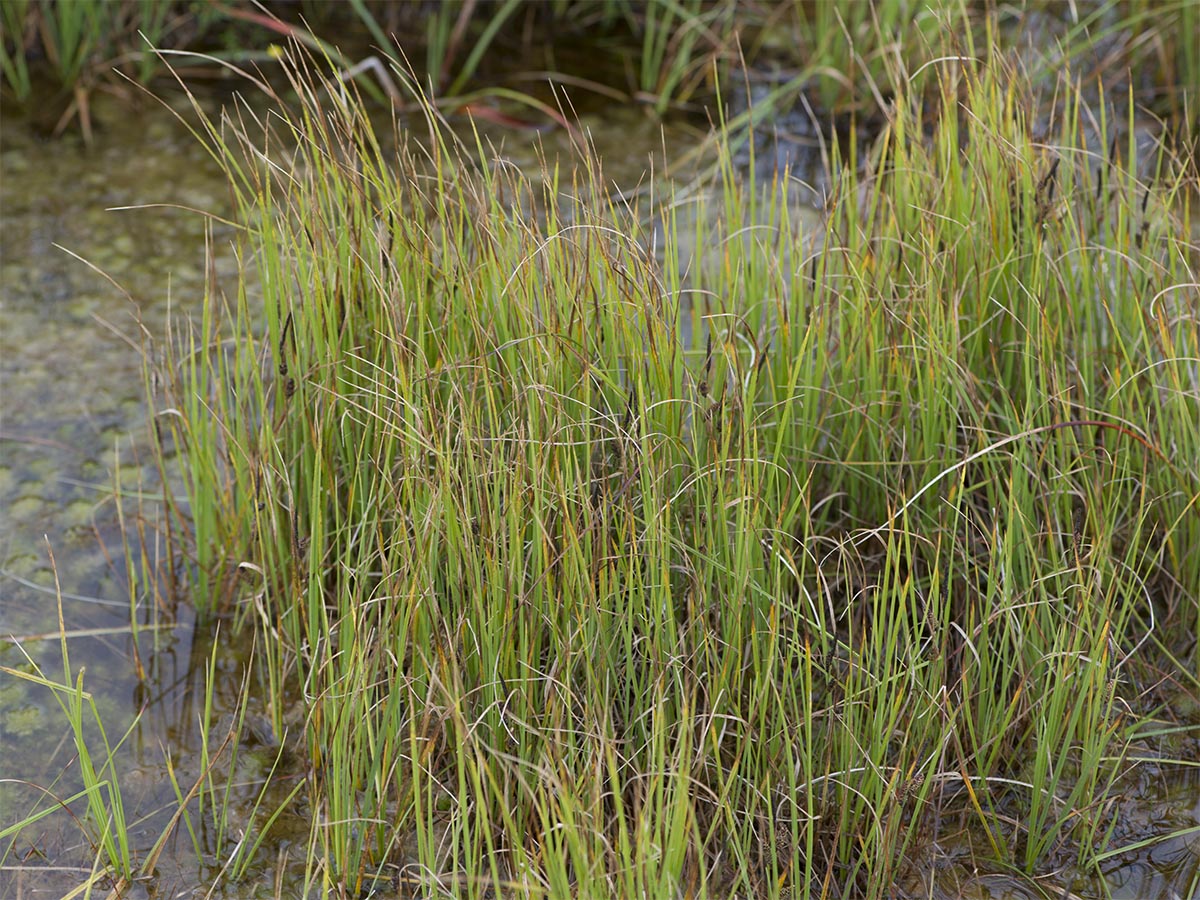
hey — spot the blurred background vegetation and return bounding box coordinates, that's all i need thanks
[3,1,1197,141]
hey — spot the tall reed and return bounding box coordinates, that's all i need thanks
[140,22,1200,900]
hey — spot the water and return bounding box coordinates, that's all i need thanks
[1,88,230,895]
